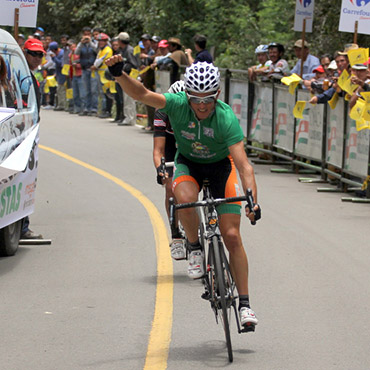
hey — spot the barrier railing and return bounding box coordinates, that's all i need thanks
[155,68,370,201]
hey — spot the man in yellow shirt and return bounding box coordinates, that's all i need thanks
[92,33,113,118]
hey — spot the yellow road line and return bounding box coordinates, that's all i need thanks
[39,144,173,370]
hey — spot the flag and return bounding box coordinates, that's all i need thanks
[46,75,57,87]
[355,118,370,131]
[347,48,369,66]
[62,64,70,76]
[328,92,339,110]
[66,88,73,99]
[342,78,358,95]
[293,100,306,119]
[360,92,370,103]
[337,69,349,91]
[130,68,140,79]
[350,99,365,121]
[281,73,302,95]
[109,81,117,93]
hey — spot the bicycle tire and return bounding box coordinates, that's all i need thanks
[212,235,233,362]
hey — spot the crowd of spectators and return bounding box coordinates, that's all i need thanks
[17,27,215,130]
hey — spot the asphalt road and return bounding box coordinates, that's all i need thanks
[1,109,369,370]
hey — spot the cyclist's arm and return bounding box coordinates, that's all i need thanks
[153,137,166,169]
[106,55,166,109]
[229,141,258,203]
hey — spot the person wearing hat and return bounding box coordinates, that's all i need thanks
[167,37,189,84]
[248,44,271,81]
[302,65,328,94]
[185,34,213,65]
[35,27,45,37]
[290,39,320,80]
[21,38,45,240]
[151,40,172,70]
[115,31,139,125]
[17,34,25,48]
[265,43,290,79]
[92,33,113,118]
[349,63,370,109]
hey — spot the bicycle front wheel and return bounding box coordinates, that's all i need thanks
[213,236,233,362]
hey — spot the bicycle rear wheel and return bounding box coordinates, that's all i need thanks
[212,236,233,362]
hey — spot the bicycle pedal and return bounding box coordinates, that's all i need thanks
[201,291,210,300]
[241,324,255,333]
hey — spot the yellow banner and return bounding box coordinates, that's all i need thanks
[293,101,306,119]
[44,84,50,94]
[328,92,339,110]
[348,48,369,66]
[62,64,70,76]
[337,69,349,91]
[130,68,140,79]
[342,78,358,95]
[133,45,141,56]
[66,88,73,99]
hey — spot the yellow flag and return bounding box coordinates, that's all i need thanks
[66,88,73,99]
[109,81,117,93]
[350,99,365,121]
[293,101,306,119]
[362,103,370,121]
[92,70,96,78]
[348,48,369,66]
[139,65,151,75]
[98,70,110,84]
[133,45,141,56]
[337,69,349,91]
[328,92,339,110]
[342,77,358,95]
[355,118,370,131]
[46,75,57,87]
[289,81,300,95]
[130,68,140,79]
[44,84,50,94]
[360,92,370,103]
[62,64,70,76]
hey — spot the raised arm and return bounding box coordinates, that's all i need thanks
[106,54,166,109]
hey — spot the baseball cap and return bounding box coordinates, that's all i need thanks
[327,60,338,70]
[49,41,58,51]
[24,38,46,53]
[139,41,145,49]
[352,63,368,70]
[36,27,45,32]
[141,33,151,40]
[158,40,169,48]
[313,65,325,73]
[338,43,358,56]
[117,32,130,42]
[294,39,309,48]
[151,35,161,43]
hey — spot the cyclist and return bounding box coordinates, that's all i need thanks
[106,56,260,328]
[154,80,187,260]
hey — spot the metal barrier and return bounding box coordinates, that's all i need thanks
[154,69,370,201]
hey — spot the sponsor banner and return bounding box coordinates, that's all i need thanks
[155,70,171,93]
[294,0,315,32]
[250,82,273,144]
[0,0,39,28]
[274,86,295,153]
[229,80,248,136]
[0,127,38,228]
[339,0,370,35]
[295,90,324,160]
[326,98,345,167]
[344,114,370,177]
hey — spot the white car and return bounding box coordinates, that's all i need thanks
[0,28,39,256]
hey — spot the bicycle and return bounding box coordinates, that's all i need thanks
[169,181,258,362]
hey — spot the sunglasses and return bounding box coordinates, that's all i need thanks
[26,50,44,58]
[186,91,218,104]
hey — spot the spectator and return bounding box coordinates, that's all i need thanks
[248,44,271,81]
[151,40,172,70]
[69,40,84,114]
[116,31,138,126]
[320,54,332,76]
[92,32,113,119]
[17,34,25,48]
[60,34,72,112]
[290,39,320,79]
[302,65,327,94]
[326,60,338,78]
[150,36,161,59]
[265,42,290,79]
[110,38,124,123]
[35,27,45,37]
[33,32,41,40]
[75,26,99,116]
[49,41,66,111]
[185,34,213,64]
[349,63,370,109]
[168,37,189,84]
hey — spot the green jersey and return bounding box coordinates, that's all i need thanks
[160,91,244,163]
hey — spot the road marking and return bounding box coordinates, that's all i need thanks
[39,145,173,370]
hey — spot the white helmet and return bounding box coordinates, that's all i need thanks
[184,62,220,93]
[168,80,185,94]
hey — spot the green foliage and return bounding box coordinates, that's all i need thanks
[35,0,370,69]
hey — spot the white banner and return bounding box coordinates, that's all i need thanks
[0,0,39,28]
[294,0,315,32]
[339,0,370,35]
[229,80,248,136]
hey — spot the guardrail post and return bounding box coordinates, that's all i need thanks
[224,69,231,105]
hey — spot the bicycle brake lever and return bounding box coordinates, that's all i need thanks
[246,189,256,226]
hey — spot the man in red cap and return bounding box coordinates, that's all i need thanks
[21,38,45,240]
